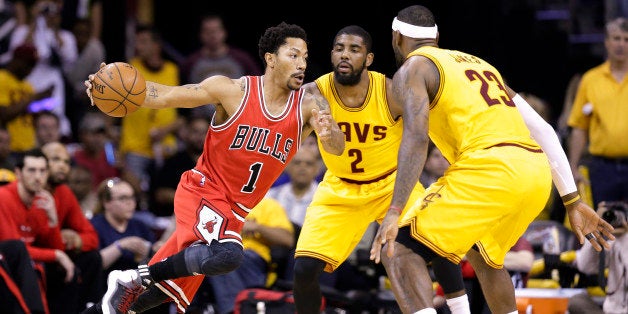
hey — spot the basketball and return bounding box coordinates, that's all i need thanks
[91,62,146,117]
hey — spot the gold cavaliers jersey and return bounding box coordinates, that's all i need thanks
[408,46,540,163]
[315,71,402,181]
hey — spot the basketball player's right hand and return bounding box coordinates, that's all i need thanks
[84,62,107,106]
[311,108,332,141]
[370,210,401,264]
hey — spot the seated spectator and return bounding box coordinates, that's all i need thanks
[0,149,76,311]
[42,141,102,313]
[267,144,323,235]
[34,110,62,146]
[150,115,208,218]
[271,133,323,187]
[69,112,123,191]
[568,201,628,314]
[0,239,47,314]
[266,144,325,284]
[203,197,294,314]
[67,164,98,219]
[90,177,155,278]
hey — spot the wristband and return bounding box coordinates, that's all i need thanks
[114,241,123,252]
[563,194,581,206]
[389,205,403,215]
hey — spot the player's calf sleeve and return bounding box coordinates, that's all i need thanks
[149,242,243,283]
[129,285,171,312]
[293,257,326,314]
[431,257,470,314]
[432,257,465,294]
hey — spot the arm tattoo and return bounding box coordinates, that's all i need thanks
[314,95,330,111]
[148,85,158,99]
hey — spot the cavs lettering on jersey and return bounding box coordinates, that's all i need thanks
[408,46,540,163]
[315,71,402,181]
[195,75,303,211]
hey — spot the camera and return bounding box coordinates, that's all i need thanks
[602,201,628,228]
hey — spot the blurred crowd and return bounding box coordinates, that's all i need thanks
[0,1,626,314]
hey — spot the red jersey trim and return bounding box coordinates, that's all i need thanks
[232,202,251,219]
[295,89,304,148]
[260,80,293,121]
[211,77,252,132]
[155,280,190,312]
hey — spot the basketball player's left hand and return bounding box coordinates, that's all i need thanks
[311,108,332,142]
[370,211,400,264]
[567,200,615,251]
[84,62,107,106]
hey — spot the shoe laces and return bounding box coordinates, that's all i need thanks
[116,285,144,313]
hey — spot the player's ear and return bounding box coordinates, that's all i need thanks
[264,52,275,69]
[365,52,374,68]
[392,30,402,47]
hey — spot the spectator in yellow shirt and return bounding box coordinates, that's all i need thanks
[0,44,52,153]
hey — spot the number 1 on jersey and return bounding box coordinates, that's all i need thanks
[242,162,263,193]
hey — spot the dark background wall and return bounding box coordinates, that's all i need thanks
[150,0,605,123]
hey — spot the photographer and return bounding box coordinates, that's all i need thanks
[568,201,628,314]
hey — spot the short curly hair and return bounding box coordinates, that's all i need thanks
[258,22,307,67]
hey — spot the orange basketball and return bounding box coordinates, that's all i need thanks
[91,62,146,117]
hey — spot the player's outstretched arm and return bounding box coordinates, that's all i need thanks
[84,62,236,110]
[302,84,345,155]
[141,76,235,110]
[506,86,615,250]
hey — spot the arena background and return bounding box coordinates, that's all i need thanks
[127,0,607,124]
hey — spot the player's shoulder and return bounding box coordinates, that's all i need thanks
[301,85,328,106]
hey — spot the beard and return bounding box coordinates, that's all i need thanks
[48,173,67,187]
[333,61,366,86]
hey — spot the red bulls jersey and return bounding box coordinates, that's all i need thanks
[195,76,303,212]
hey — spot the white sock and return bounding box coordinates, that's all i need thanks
[412,309,437,314]
[446,294,471,314]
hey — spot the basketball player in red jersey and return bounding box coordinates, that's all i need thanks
[82,22,345,314]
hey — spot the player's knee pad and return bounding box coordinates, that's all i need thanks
[185,242,243,276]
[293,257,326,283]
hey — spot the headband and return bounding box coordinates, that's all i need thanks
[392,17,438,39]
